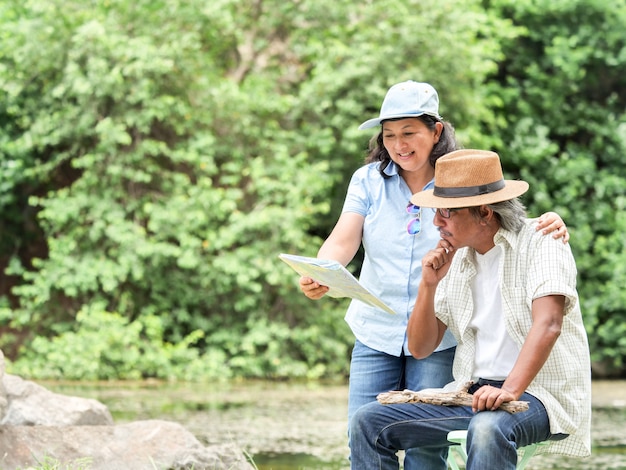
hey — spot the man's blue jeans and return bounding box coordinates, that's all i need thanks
[348,340,455,469]
[349,380,553,470]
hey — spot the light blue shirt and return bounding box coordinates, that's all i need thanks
[342,161,457,356]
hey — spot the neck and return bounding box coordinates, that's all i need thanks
[474,242,496,255]
[474,222,500,255]
[401,167,435,194]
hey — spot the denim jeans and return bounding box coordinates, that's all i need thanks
[349,379,553,470]
[347,340,455,469]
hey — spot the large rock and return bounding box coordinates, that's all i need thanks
[0,420,254,470]
[0,352,254,470]
[1,374,113,426]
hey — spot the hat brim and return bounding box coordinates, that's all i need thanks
[358,111,442,130]
[410,180,529,208]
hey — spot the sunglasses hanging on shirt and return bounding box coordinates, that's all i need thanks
[406,203,421,235]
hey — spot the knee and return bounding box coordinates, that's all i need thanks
[349,401,376,435]
[467,413,503,450]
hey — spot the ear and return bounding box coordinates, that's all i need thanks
[434,122,444,143]
[479,205,493,224]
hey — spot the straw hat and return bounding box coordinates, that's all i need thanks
[410,149,529,208]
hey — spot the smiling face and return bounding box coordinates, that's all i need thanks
[381,118,442,177]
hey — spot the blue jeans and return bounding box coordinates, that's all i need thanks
[348,340,455,469]
[350,379,554,470]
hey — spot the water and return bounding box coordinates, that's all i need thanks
[44,379,626,469]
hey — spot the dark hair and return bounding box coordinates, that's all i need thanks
[364,115,460,178]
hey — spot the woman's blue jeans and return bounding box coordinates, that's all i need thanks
[349,381,553,470]
[347,340,455,469]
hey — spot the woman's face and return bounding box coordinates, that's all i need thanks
[381,118,442,175]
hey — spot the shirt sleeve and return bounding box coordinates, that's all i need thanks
[434,267,453,326]
[341,167,370,217]
[528,234,579,316]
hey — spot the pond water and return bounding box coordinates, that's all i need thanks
[44,379,626,470]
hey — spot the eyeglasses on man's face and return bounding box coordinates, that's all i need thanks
[406,203,421,235]
[432,207,467,219]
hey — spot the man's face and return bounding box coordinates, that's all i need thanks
[432,206,485,252]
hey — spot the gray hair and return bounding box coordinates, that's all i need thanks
[468,198,527,231]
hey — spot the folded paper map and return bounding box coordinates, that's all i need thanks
[279,253,396,315]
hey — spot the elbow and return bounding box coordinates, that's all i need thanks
[407,318,443,359]
[410,349,432,360]
[407,340,436,360]
[546,321,562,343]
[538,316,562,348]
[546,312,563,337]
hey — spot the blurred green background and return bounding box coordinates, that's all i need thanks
[1,0,624,381]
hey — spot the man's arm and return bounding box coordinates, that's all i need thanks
[472,295,564,412]
[407,242,453,358]
[407,282,447,358]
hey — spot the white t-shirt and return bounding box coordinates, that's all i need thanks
[469,245,519,379]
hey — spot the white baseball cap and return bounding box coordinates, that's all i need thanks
[358,80,442,130]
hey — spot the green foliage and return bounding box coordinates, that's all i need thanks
[0,0,335,349]
[7,306,230,381]
[0,0,510,380]
[485,0,626,375]
[7,305,352,381]
[0,0,624,379]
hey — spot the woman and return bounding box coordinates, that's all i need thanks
[299,80,568,468]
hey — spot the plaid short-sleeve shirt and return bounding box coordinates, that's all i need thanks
[435,223,591,457]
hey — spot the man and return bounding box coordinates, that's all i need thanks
[349,149,591,470]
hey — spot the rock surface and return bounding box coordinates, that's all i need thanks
[1,374,114,426]
[0,350,254,470]
[0,420,252,470]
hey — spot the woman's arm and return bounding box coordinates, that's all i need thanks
[317,212,364,265]
[299,212,364,300]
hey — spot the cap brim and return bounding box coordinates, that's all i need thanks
[410,181,529,208]
[358,111,441,130]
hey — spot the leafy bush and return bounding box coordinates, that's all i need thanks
[8,302,352,381]
[8,306,230,381]
[0,0,624,379]
[485,0,626,376]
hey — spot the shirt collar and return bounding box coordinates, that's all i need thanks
[382,162,436,190]
[493,227,518,250]
[382,161,400,177]
[458,227,517,269]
